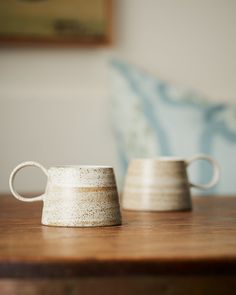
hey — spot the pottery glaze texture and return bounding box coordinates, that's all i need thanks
[9,162,122,227]
[123,159,192,212]
[43,166,122,227]
[122,155,220,212]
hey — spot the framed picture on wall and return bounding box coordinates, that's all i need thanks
[0,0,112,47]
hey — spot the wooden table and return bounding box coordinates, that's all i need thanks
[0,195,236,295]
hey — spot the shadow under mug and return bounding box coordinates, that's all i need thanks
[122,154,220,211]
[9,161,122,227]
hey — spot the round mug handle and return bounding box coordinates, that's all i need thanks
[186,154,220,190]
[9,161,48,202]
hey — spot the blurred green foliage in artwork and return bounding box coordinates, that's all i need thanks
[0,0,108,40]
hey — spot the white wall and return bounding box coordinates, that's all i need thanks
[0,0,236,192]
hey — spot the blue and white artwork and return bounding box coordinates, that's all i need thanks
[110,60,236,195]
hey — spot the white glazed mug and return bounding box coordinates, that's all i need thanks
[9,161,122,227]
[122,154,220,211]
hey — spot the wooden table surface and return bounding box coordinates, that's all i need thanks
[0,195,236,278]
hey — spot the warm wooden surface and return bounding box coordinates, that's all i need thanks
[0,195,236,278]
[1,276,236,295]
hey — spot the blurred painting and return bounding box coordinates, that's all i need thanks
[0,0,112,46]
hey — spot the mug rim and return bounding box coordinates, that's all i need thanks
[131,157,185,162]
[50,165,113,169]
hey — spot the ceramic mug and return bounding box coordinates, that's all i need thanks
[122,154,220,211]
[9,161,122,227]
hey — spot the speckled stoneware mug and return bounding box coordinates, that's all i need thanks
[9,161,122,227]
[122,154,220,212]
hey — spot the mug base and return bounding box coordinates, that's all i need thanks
[41,219,122,228]
[122,205,192,212]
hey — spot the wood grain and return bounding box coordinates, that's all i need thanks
[1,276,236,295]
[0,195,236,278]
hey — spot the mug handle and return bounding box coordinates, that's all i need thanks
[186,154,220,190]
[9,161,48,202]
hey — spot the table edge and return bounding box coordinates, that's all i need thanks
[1,258,236,278]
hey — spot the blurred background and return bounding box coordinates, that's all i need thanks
[0,0,236,193]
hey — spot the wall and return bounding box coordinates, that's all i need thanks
[0,0,236,192]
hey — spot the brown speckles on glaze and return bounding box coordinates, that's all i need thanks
[9,162,121,227]
[48,166,116,188]
[41,166,121,227]
[42,186,122,227]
